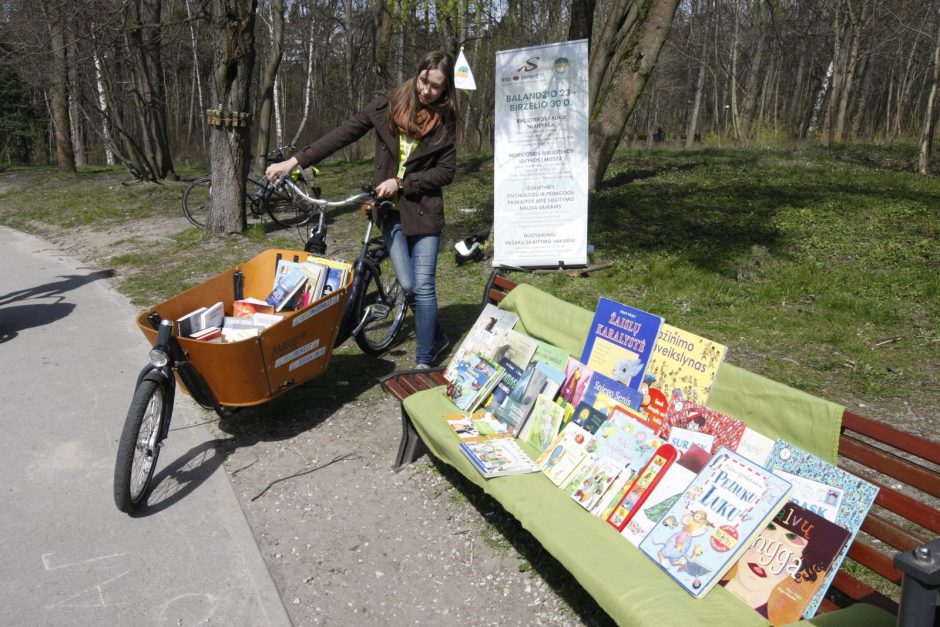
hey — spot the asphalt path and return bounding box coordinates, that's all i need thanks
[0,227,291,626]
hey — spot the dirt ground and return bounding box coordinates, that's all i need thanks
[0,173,609,626]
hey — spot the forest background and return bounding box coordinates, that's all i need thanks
[1,0,939,192]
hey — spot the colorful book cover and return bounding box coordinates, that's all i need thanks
[720,502,852,625]
[570,401,608,434]
[642,323,728,427]
[498,361,565,435]
[620,444,713,546]
[570,455,624,511]
[532,340,570,372]
[445,354,504,412]
[444,411,509,442]
[662,400,746,454]
[459,437,540,478]
[773,469,844,523]
[535,422,595,487]
[581,370,644,413]
[580,297,663,391]
[482,357,524,416]
[266,260,308,311]
[444,304,519,382]
[607,443,679,531]
[559,357,594,407]
[668,426,715,459]
[517,394,566,454]
[589,415,663,517]
[490,328,538,369]
[638,447,793,598]
[608,403,660,433]
[764,440,879,617]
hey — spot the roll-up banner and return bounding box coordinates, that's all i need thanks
[493,40,589,269]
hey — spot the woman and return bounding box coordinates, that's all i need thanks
[266,51,457,368]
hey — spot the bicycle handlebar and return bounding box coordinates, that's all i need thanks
[278,177,375,209]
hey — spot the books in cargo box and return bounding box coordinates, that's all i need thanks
[638,447,793,598]
[266,259,308,311]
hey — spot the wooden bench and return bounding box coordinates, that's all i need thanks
[379,272,940,626]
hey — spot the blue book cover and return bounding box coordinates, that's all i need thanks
[580,297,663,391]
[638,447,793,598]
[580,370,644,412]
[265,260,307,310]
[764,440,879,617]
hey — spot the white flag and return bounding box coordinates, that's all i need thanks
[454,48,476,91]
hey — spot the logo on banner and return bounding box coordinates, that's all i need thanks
[502,56,546,83]
[554,57,570,74]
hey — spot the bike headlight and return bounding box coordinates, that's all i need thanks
[149,347,169,368]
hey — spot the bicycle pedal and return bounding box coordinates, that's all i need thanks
[368,304,390,319]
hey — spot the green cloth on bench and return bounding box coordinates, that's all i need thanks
[499,283,844,462]
[400,281,871,626]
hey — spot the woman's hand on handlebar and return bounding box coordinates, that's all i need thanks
[374,177,400,199]
[265,157,299,183]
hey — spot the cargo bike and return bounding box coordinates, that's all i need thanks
[113,182,407,512]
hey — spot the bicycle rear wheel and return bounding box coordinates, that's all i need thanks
[181,176,212,229]
[354,253,407,356]
[264,179,316,228]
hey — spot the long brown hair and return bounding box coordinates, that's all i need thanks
[387,50,458,140]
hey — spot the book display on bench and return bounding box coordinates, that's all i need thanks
[379,273,940,627]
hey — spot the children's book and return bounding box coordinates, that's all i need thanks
[642,323,728,426]
[233,297,275,317]
[497,361,565,435]
[570,401,608,434]
[559,357,594,407]
[580,370,645,413]
[535,422,595,487]
[608,403,660,433]
[668,426,716,459]
[736,427,776,466]
[570,455,625,511]
[266,259,308,311]
[532,340,570,372]
[720,502,852,625]
[444,304,519,382]
[490,329,538,370]
[444,411,510,442]
[662,400,746,454]
[587,414,662,517]
[482,357,524,417]
[517,394,566,454]
[580,297,663,391]
[459,437,540,478]
[764,440,879,617]
[445,353,504,412]
[607,443,679,531]
[620,444,713,546]
[638,447,793,598]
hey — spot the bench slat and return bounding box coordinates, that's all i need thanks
[846,538,902,584]
[843,471,940,535]
[861,511,930,551]
[383,378,410,403]
[838,434,940,498]
[830,570,898,615]
[842,411,940,464]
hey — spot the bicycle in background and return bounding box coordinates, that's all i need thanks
[181,146,321,230]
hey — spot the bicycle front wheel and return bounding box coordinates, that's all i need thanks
[264,179,315,228]
[113,378,166,513]
[181,176,212,229]
[354,255,407,356]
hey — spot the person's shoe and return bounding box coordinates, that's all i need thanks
[430,334,451,365]
[415,363,430,370]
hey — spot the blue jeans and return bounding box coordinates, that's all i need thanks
[382,212,444,364]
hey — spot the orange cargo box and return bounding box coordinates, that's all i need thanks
[135,249,353,406]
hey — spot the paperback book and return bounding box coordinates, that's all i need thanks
[445,353,504,412]
[535,422,595,487]
[764,440,879,617]
[517,394,566,454]
[459,437,540,478]
[580,297,663,391]
[638,447,793,598]
[444,411,509,442]
[497,361,564,435]
[444,304,519,381]
[266,259,308,311]
[720,502,852,625]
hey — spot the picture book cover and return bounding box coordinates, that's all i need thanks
[607,443,679,531]
[559,357,594,408]
[535,422,595,487]
[737,427,776,466]
[580,370,644,413]
[233,297,275,317]
[620,444,713,546]
[444,304,519,381]
[570,401,608,434]
[266,260,308,311]
[517,394,566,454]
[608,403,660,433]
[482,357,524,417]
[720,502,852,625]
[445,354,504,412]
[638,447,793,598]
[641,323,728,427]
[570,455,625,511]
[772,469,844,523]
[459,437,540,478]
[588,415,662,517]
[765,440,879,617]
[668,426,716,459]
[490,328,538,371]
[444,411,510,442]
[661,400,746,455]
[498,361,565,435]
[580,297,663,391]
[532,340,570,372]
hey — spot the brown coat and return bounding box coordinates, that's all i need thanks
[292,93,457,237]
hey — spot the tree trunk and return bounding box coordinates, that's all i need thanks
[185,0,207,150]
[371,0,393,83]
[290,25,316,148]
[568,0,596,46]
[255,0,284,173]
[737,0,769,143]
[589,0,680,188]
[92,45,115,166]
[41,0,76,172]
[806,61,833,139]
[834,1,870,142]
[918,16,940,175]
[207,0,257,233]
